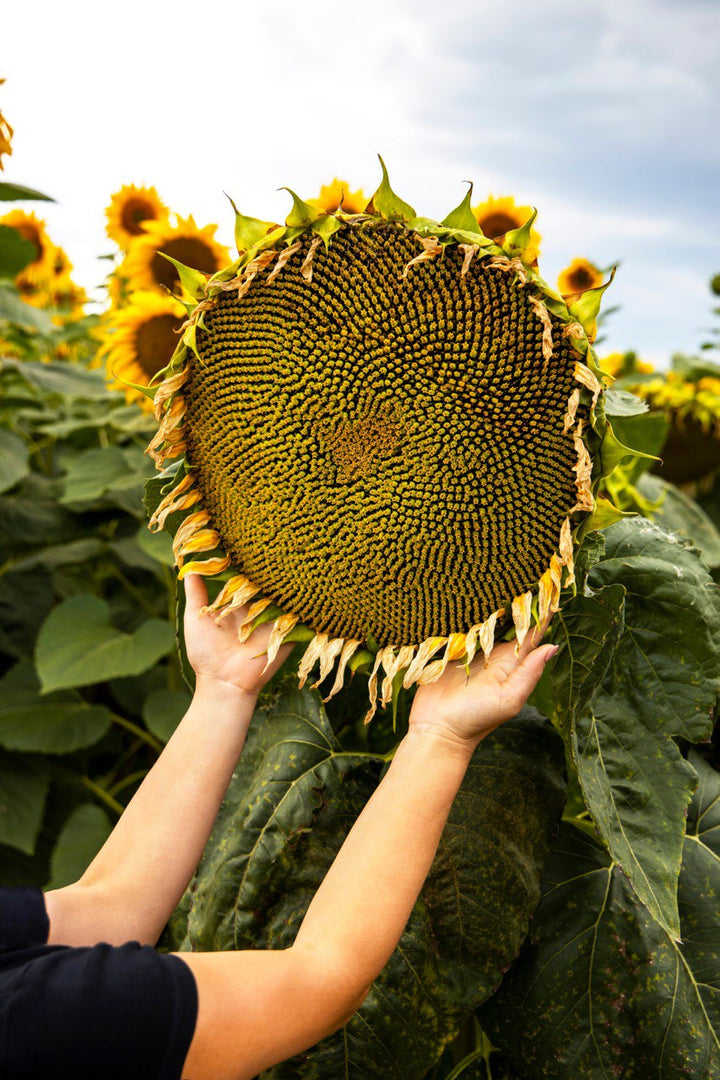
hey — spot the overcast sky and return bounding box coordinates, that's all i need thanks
[3,0,718,366]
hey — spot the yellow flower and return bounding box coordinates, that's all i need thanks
[308,179,367,214]
[599,352,655,380]
[98,291,186,408]
[1,210,55,284]
[558,257,603,301]
[121,215,229,298]
[471,194,541,262]
[0,79,12,171]
[105,184,169,250]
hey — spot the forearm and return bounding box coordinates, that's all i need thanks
[70,677,255,944]
[292,728,476,991]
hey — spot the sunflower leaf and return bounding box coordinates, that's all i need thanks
[0,182,54,203]
[311,214,343,248]
[0,662,113,754]
[480,766,720,1080]
[0,751,50,855]
[281,189,324,229]
[367,155,416,222]
[35,594,174,693]
[598,422,658,479]
[441,184,481,234]
[225,195,276,255]
[156,253,206,301]
[568,267,617,340]
[501,208,538,261]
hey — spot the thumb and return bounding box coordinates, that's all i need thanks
[507,643,558,702]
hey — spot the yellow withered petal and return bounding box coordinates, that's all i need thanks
[563,388,581,434]
[363,651,385,725]
[528,296,554,361]
[574,361,602,406]
[403,637,447,688]
[323,639,362,703]
[298,633,330,689]
[312,637,346,689]
[512,592,533,654]
[402,236,443,278]
[177,555,231,580]
[263,614,300,672]
[236,598,273,643]
[478,611,500,664]
[379,644,415,707]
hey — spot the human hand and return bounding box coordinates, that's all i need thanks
[408,624,557,752]
[183,575,295,699]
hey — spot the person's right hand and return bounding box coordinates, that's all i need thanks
[408,628,557,751]
[183,574,294,699]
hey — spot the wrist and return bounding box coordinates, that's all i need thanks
[404,724,480,762]
[194,674,259,710]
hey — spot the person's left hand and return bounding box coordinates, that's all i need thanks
[183,574,294,698]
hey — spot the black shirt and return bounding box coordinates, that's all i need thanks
[0,886,198,1079]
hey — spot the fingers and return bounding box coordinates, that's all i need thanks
[517,610,555,661]
[183,573,209,619]
[506,642,559,703]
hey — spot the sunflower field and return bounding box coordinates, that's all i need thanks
[1,99,719,1080]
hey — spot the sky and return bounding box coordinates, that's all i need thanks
[3,0,718,367]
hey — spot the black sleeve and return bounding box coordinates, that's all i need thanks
[0,887,49,950]
[5,940,198,1080]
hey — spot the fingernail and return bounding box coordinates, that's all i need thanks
[544,645,560,662]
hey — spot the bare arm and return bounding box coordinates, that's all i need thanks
[178,628,557,1080]
[44,575,293,947]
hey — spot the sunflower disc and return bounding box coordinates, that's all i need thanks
[184,222,579,645]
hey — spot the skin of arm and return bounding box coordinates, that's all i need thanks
[46,574,556,1080]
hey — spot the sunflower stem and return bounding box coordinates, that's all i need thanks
[110,712,163,754]
[79,776,124,817]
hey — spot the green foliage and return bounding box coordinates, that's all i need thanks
[480,753,720,1078]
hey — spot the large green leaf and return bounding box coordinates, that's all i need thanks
[0,287,56,335]
[0,662,112,753]
[0,750,50,855]
[35,594,174,693]
[0,474,82,561]
[0,428,29,493]
[47,804,113,889]
[2,357,115,399]
[480,753,720,1078]
[0,567,55,660]
[60,445,146,506]
[559,518,720,940]
[185,690,565,1080]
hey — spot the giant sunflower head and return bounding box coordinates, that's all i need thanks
[105,184,169,250]
[1,210,55,284]
[145,162,619,718]
[309,179,367,215]
[121,215,229,298]
[99,291,186,408]
[471,194,541,264]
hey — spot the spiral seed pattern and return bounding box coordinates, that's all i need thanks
[184,222,579,645]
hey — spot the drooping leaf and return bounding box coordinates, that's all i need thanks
[0,567,55,661]
[0,225,36,278]
[226,195,276,254]
[0,429,29,493]
[186,690,565,1080]
[481,755,720,1079]
[10,537,105,574]
[157,252,207,301]
[0,751,50,855]
[570,518,720,939]
[0,182,54,202]
[0,662,113,753]
[47,804,113,890]
[2,357,115,399]
[35,594,174,693]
